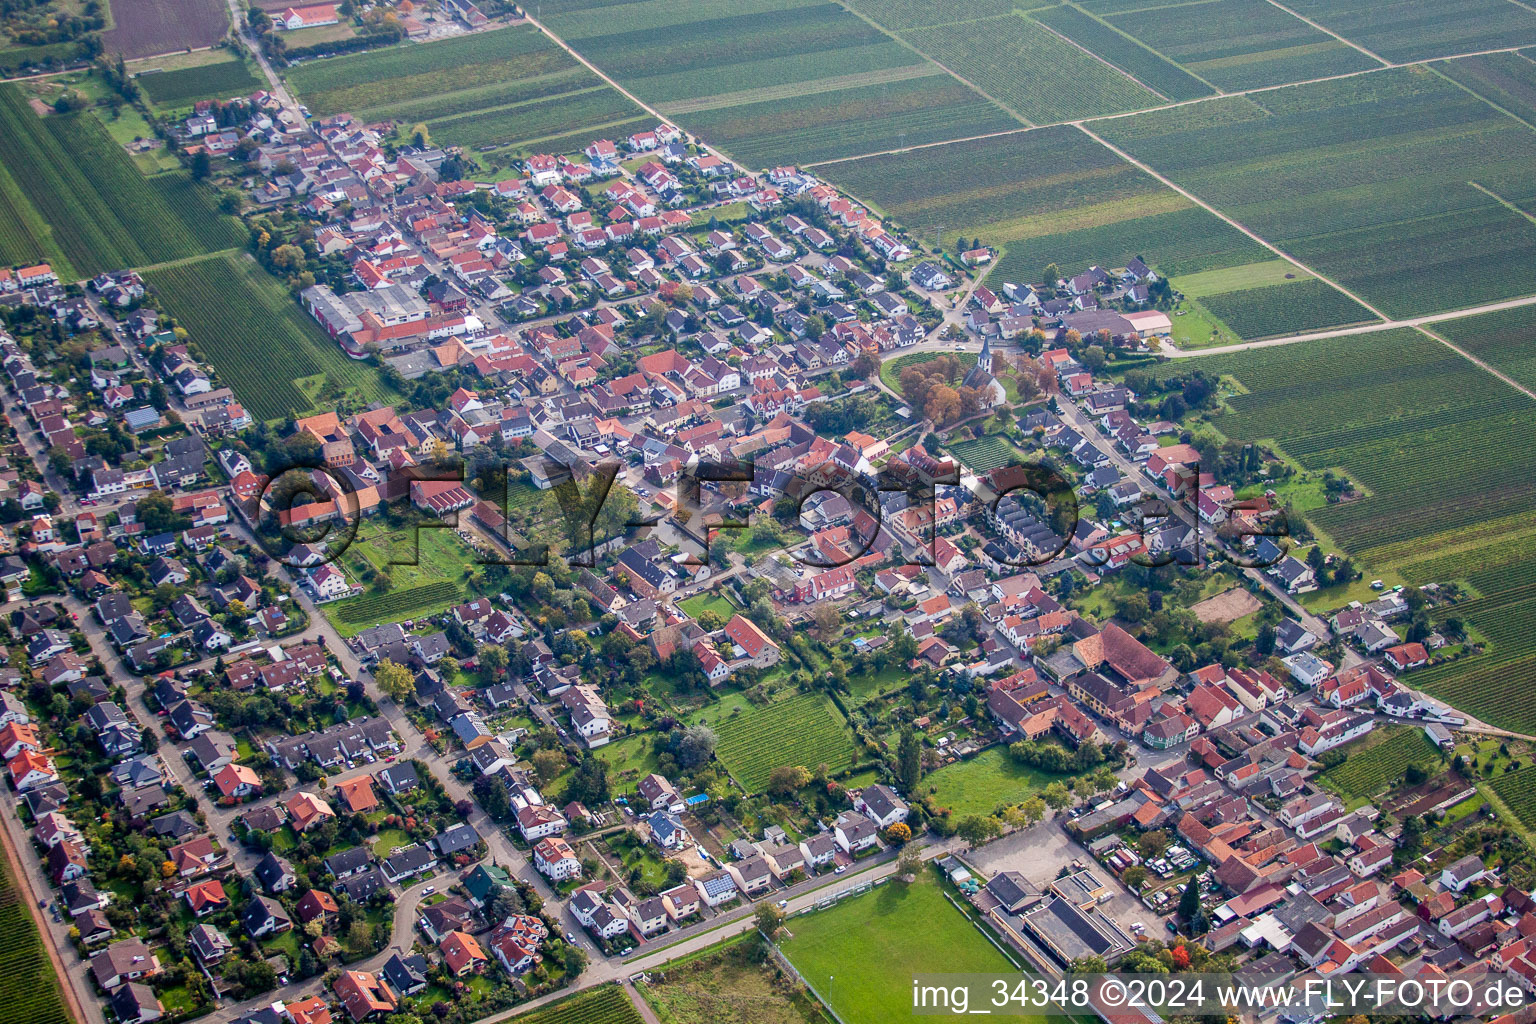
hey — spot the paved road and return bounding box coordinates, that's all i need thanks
[480,837,961,1022]
[226,0,303,125]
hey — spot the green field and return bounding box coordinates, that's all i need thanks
[1032,4,1216,103]
[539,0,1013,167]
[676,70,1015,169]
[1433,304,1536,392]
[1095,70,1536,318]
[1189,329,1536,555]
[841,0,1020,31]
[1196,279,1378,339]
[1436,51,1536,126]
[1284,0,1536,64]
[143,254,399,421]
[541,0,923,105]
[0,848,72,1024]
[1103,0,1381,92]
[781,878,1031,1024]
[327,521,484,637]
[822,125,1270,288]
[1171,259,1305,297]
[947,435,1028,474]
[1173,328,1536,733]
[906,14,1162,124]
[1488,764,1536,833]
[925,746,1077,818]
[511,985,644,1024]
[138,57,263,108]
[1320,727,1443,801]
[0,83,242,276]
[879,351,976,394]
[678,591,738,622]
[1409,536,1536,737]
[286,24,645,156]
[711,693,859,792]
[640,936,830,1024]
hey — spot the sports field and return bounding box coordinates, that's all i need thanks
[781,877,1034,1024]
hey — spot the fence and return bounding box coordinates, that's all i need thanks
[767,933,852,1024]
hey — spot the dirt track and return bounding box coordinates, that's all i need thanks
[1191,587,1262,625]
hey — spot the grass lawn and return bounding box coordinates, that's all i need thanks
[781,877,1036,1024]
[1168,295,1239,350]
[371,829,412,857]
[924,746,1077,818]
[158,984,202,1015]
[1171,260,1305,297]
[879,351,976,394]
[678,591,738,622]
[262,926,303,967]
[641,934,831,1024]
[846,664,905,706]
[326,518,483,637]
[605,831,673,893]
[596,732,663,787]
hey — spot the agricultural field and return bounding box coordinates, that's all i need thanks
[946,435,1028,474]
[638,935,831,1024]
[327,520,485,637]
[1101,0,1381,92]
[285,25,644,157]
[143,254,398,421]
[511,985,644,1024]
[1432,304,1536,392]
[539,0,921,105]
[684,74,1016,169]
[0,851,72,1024]
[538,0,1012,167]
[1488,765,1536,833]
[924,746,1077,818]
[136,56,263,109]
[1196,279,1377,339]
[0,83,243,276]
[1320,727,1444,801]
[104,0,229,58]
[822,126,1269,287]
[1095,70,1536,318]
[1031,4,1216,103]
[905,14,1162,124]
[1192,329,1536,556]
[1283,0,1536,64]
[1435,51,1536,126]
[710,693,859,793]
[781,877,1034,1024]
[1177,329,1536,733]
[840,0,1020,31]
[1407,531,1536,736]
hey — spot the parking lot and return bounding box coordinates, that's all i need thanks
[966,818,1155,937]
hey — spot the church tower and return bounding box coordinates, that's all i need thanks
[977,332,993,374]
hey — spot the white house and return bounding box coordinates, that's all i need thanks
[532,837,581,881]
[854,784,909,830]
